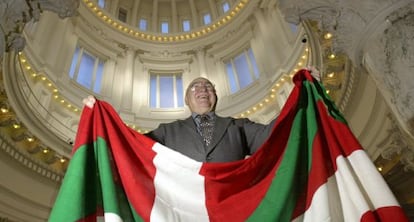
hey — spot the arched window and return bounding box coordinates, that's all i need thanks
[69,46,104,93]
[225,48,260,93]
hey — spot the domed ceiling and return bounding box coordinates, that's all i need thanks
[1,0,313,177]
[1,0,414,221]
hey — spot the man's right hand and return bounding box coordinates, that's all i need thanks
[82,95,96,108]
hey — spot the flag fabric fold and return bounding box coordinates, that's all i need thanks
[49,69,408,222]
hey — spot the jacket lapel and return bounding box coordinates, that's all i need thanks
[181,117,201,139]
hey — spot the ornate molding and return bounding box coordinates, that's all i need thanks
[0,0,79,58]
[277,0,405,63]
[362,2,414,140]
[378,113,414,171]
[0,130,63,182]
[37,0,79,19]
[278,0,414,150]
[381,5,414,133]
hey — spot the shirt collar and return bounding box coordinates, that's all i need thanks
[191,112,215,120]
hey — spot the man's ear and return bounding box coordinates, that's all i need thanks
[184,93,189,105]
[212,94,218,111]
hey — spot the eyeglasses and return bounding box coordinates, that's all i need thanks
[190,82,215,92]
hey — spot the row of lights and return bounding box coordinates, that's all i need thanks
[236,47,311,118]
[0,92,68,166]
[83,0,249,42]
[322,32,343,97]
[16,53,73,166]
[126,123,149,134]
[324,31,384,174]
[18,53,81,114]
[18,53,150,140]
[324,32,337,60]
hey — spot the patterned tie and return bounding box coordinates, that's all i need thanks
[198,115,214,146]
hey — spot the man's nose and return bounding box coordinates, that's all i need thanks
[198,85,208,91]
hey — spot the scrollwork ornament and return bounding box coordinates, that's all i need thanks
[400,149,414,171]
[0,0,79,57]
[379,114,414,171]
[382,6,414,130]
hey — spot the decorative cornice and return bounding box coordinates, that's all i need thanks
[0,129,63,182]
[36,0,80,19]
[81,0,250,43]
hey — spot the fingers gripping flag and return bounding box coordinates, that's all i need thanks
[49,69,408,222]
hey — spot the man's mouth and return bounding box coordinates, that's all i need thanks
[196,94,209,100]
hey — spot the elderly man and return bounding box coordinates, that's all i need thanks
[85,69,321,162]
[145,77,276,162]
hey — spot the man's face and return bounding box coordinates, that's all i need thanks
[185,78,217,115]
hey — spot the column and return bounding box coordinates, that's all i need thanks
[208,0,218,20]
[188,0,199,28]
[196,49,207,77]
[110,0,119,15]
[100,59,116,97]
[121,49,135,110]
[152,0,158,32]
[171,0,178,32]
[131,0,141,27]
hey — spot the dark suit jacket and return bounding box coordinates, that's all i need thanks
[146,115,276,162]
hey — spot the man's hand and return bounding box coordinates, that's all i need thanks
[82,95,96,108]
[307,66,321,81]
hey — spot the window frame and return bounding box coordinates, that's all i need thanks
[69,46,105,94]
[139,17,148,31]
[98,0,105,9]
[202,12,212,25]
[224,47,260,94]
[160,20,170,33]
[221,1,230,14]
[149,71,184,109]
[182,19,191,32]
[118,7,128,23]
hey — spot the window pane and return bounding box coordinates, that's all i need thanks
[76,52,95,89]
[98,0,105,8]
[248,49,260,79]
[183,20,191,32]
[203,13,211,25]
[118,8,127,22]
[226,62,238,93]
[159,76,174,108]
[69,46,105,94]
[149,75,157,108]
[222,2,230,13]
[139,18,147,30]
[234,53,252,89]
[149,74,183,108]
[161,22,169,33]
[69,47,80,78]
[93,61,104,93]
[176,75,184,107]
[290,24,298,33]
